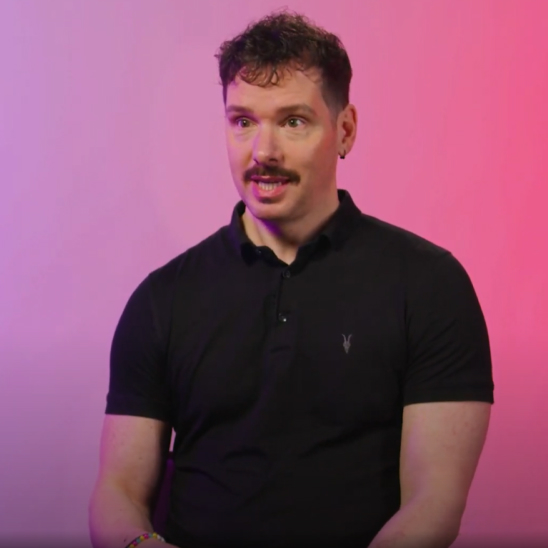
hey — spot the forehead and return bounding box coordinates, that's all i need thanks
[225,67,328,113]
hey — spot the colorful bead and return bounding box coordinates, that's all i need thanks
[125,532,165,548]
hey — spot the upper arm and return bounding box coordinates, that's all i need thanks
[94,268,176,516]
[404,252,494,406]
[398,250,494,518]
[400,401,491,516]
[97,273,173,510]
[95,414,172,511]
[106,274,172,422]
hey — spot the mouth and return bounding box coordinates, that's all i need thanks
[250,176,290,191]
[249,175,291,198]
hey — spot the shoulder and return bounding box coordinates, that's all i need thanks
[353,213,468,284]
[118,225,231,343]
[143,224,232,302]
[357,213,451,262]
[148,225,230,283]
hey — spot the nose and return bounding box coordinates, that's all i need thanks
[252,124,282,165]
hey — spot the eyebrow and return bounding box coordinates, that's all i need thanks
[225,103,318,117]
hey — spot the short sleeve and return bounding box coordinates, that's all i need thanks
[403,252,494,405]
[105,275,172,422]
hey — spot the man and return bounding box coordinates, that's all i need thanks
[89,11,494,548]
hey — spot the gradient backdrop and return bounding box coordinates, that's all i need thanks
[0,1,547,546]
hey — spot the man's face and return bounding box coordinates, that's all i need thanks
[224,67,341,227]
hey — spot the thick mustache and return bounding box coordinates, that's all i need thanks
[244,167,300,182]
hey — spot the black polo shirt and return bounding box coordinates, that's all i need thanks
[106,189,494,548]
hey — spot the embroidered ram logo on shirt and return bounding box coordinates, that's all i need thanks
[342,334,352,354]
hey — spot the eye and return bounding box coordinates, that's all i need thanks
[285,117,305,128]
[234,117,252,128]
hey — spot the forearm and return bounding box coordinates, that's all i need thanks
[367,496,461,548]
[89,482,178,548]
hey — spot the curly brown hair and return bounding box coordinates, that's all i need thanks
[215,10,352,115]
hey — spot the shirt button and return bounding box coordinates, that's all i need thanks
[278,313,288,323]
[282,269,291,279]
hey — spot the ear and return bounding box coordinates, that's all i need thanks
[338,104,358,158]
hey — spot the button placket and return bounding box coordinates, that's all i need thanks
[277,269,292,323]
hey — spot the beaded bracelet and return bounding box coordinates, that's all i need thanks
[125,532,165,548]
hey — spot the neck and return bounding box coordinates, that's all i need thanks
[241,190,340,265]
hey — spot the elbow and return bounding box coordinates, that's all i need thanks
[442,522,461,547]
[403,493,465,547]
[88,479,153,548]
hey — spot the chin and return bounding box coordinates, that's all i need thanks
[246,201,291,223]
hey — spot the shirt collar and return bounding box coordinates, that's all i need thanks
[228,189,363,260]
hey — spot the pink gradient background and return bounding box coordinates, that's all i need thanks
[0,1,547,546]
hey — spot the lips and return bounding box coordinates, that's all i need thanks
[251,176,289,184]
[250,175,290,199]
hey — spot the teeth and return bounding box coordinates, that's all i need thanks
[257,182,283,191]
